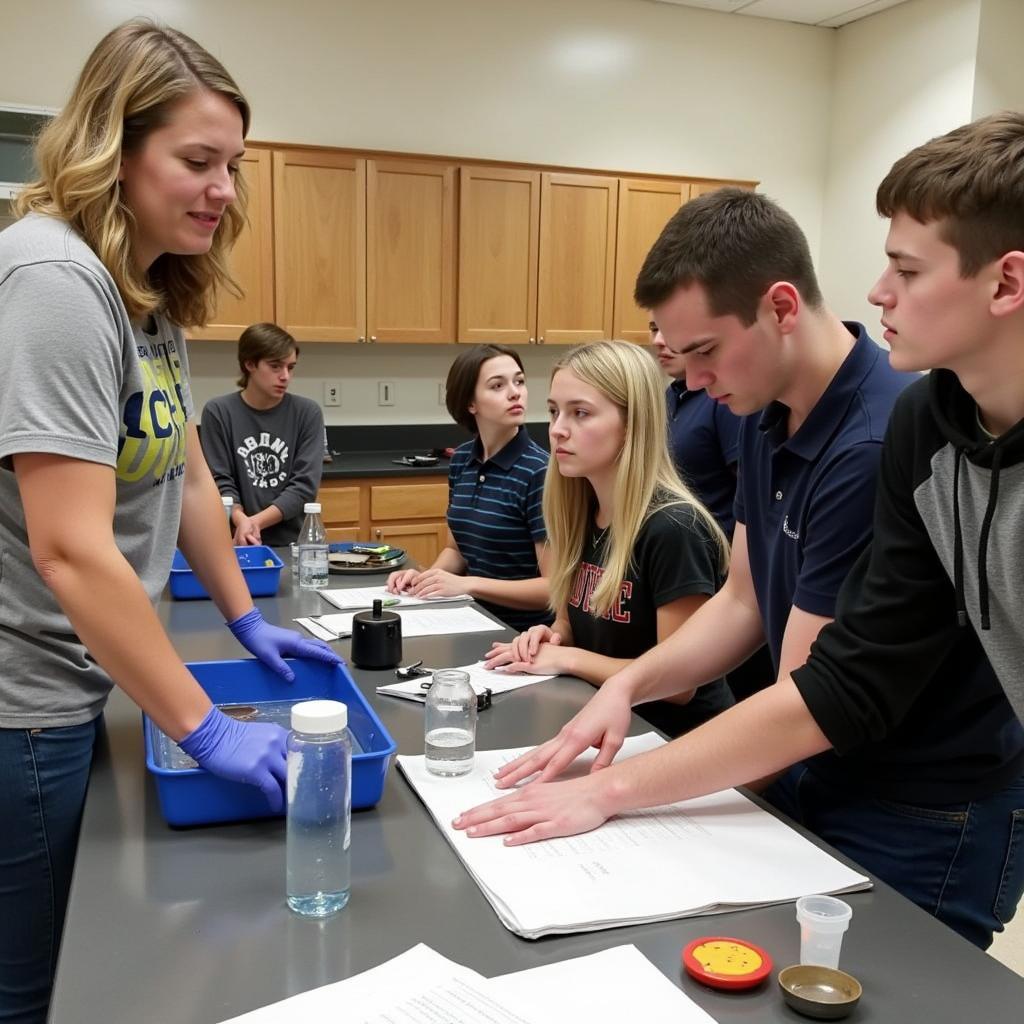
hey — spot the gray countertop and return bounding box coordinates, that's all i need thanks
[321,450,449,479]
[49,567,1024,1023]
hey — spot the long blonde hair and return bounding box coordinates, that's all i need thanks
[16,19,250,328]
[544,341,729,618]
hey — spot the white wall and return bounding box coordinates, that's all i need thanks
[972,0,1024,117]
[1,0,835,423]
[817,0,981,334]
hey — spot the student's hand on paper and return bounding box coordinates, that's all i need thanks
[452,773,614,845]
[232,514,261,546]
[489,642,574,676]
[491,682,633,788]
[386,567,421,594]
[408,568,471,599]
[483,625,560,669]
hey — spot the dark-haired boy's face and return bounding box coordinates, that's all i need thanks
[653,283,786,416]
[869,213,995,373]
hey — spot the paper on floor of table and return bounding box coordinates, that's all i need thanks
[398,733,871,939]
[295,605,504,641]
[320,585,472,611]
[218,942,720,1024]
[377,661,557,703]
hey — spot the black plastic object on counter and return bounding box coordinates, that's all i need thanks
[350,599,403,669]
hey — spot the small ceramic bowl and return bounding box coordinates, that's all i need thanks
[777,964,862,1020]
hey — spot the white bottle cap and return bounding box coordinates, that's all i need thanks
[303,502,322,514]
[221,496,234,507]
[291,699,348,734]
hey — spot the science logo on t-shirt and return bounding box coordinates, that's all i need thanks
[237,432,290,489]
[568,560,633,623]
[117,339,188,488]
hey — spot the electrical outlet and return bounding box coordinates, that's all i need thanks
[323,380,341,407]
[438,382,446,406]
[378,381,395,407]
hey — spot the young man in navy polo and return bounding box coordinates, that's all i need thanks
[455,184,1024,949]
[650,315,773,701]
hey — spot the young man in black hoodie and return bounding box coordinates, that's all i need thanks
[454,113,1024,951]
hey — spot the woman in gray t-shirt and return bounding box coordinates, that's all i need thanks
[0,22,339,1022]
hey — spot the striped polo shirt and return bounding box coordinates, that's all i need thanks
[447,426,551,630]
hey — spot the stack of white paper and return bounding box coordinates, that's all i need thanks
[219,943,719,1024]
[320,585,473,611]
[377,661,556,703]
[398,734,871,939]
[296,605,504,642]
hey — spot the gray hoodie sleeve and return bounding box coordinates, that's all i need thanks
[198,398,242,504]
[268,398,324,522]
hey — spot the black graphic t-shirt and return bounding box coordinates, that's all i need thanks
[567,503,734,734]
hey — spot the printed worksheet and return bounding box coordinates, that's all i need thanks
[398,734,870,938]
[320,585,472,611]
[377,661,557,703]
[296,606,504,641]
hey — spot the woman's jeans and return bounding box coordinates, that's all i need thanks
[765,763,1024,950]
[0,719,100,1024]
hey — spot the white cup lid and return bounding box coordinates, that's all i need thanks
[303,502,322,514]
[291,699,347,733]
[221,496,234,506]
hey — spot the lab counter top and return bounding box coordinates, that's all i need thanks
[321,450,449,479]
[50,569,1024,1023]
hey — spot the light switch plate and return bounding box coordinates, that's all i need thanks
[378,381,395,406]
[323,380,341,407]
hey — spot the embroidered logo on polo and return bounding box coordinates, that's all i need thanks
[117,338,188,487]
[568,561,633,623]
[236,432,291,489]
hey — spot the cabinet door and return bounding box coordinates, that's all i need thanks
[688,180,755,198]
[536,173,618,346]
[189,148,274,341]
[371,522,446,568]
[367,159,455,343]
[273,150,366,342]
[613,178,689,344]
[369,482,448,522]
[458,166,539,345]
[325,527,361,543]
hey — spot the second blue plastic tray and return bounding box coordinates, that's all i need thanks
[169,546,284,599]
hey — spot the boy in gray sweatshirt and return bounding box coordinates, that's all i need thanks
[201,323,324,547]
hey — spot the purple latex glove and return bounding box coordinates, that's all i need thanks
[179,706,288,811]
[227,608,343,682]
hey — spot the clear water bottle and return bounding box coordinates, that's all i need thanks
[286,699,352,917]
[221,495,234,528]
[424,669,477,776]
[297,501,329,589]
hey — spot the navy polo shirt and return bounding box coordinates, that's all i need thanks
[734,324,914,673]
[667,382,743,540]
[447,426,551,631]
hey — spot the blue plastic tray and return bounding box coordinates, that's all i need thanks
[143,659,396,827]
[169,546,284,599]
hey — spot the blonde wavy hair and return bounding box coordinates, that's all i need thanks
[16,18,250,327]
[544,341,729,619]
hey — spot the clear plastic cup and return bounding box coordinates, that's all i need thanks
[796,895,852,969]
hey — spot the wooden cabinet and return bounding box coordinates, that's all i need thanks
[613,178,690,344]
[457,166,540,345]
[273,150,366,342]
[536,172,618,345]
[318,476,449,567]
[367,159,456,343]
[189,147,274,341]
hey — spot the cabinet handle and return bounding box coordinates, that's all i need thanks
[358,336,365,343]
[538,336,544,344]
[529,337,535,344]
[375,528,382,539]
[370,335,377,343]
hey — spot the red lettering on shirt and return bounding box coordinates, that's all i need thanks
[568,561,632,623]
